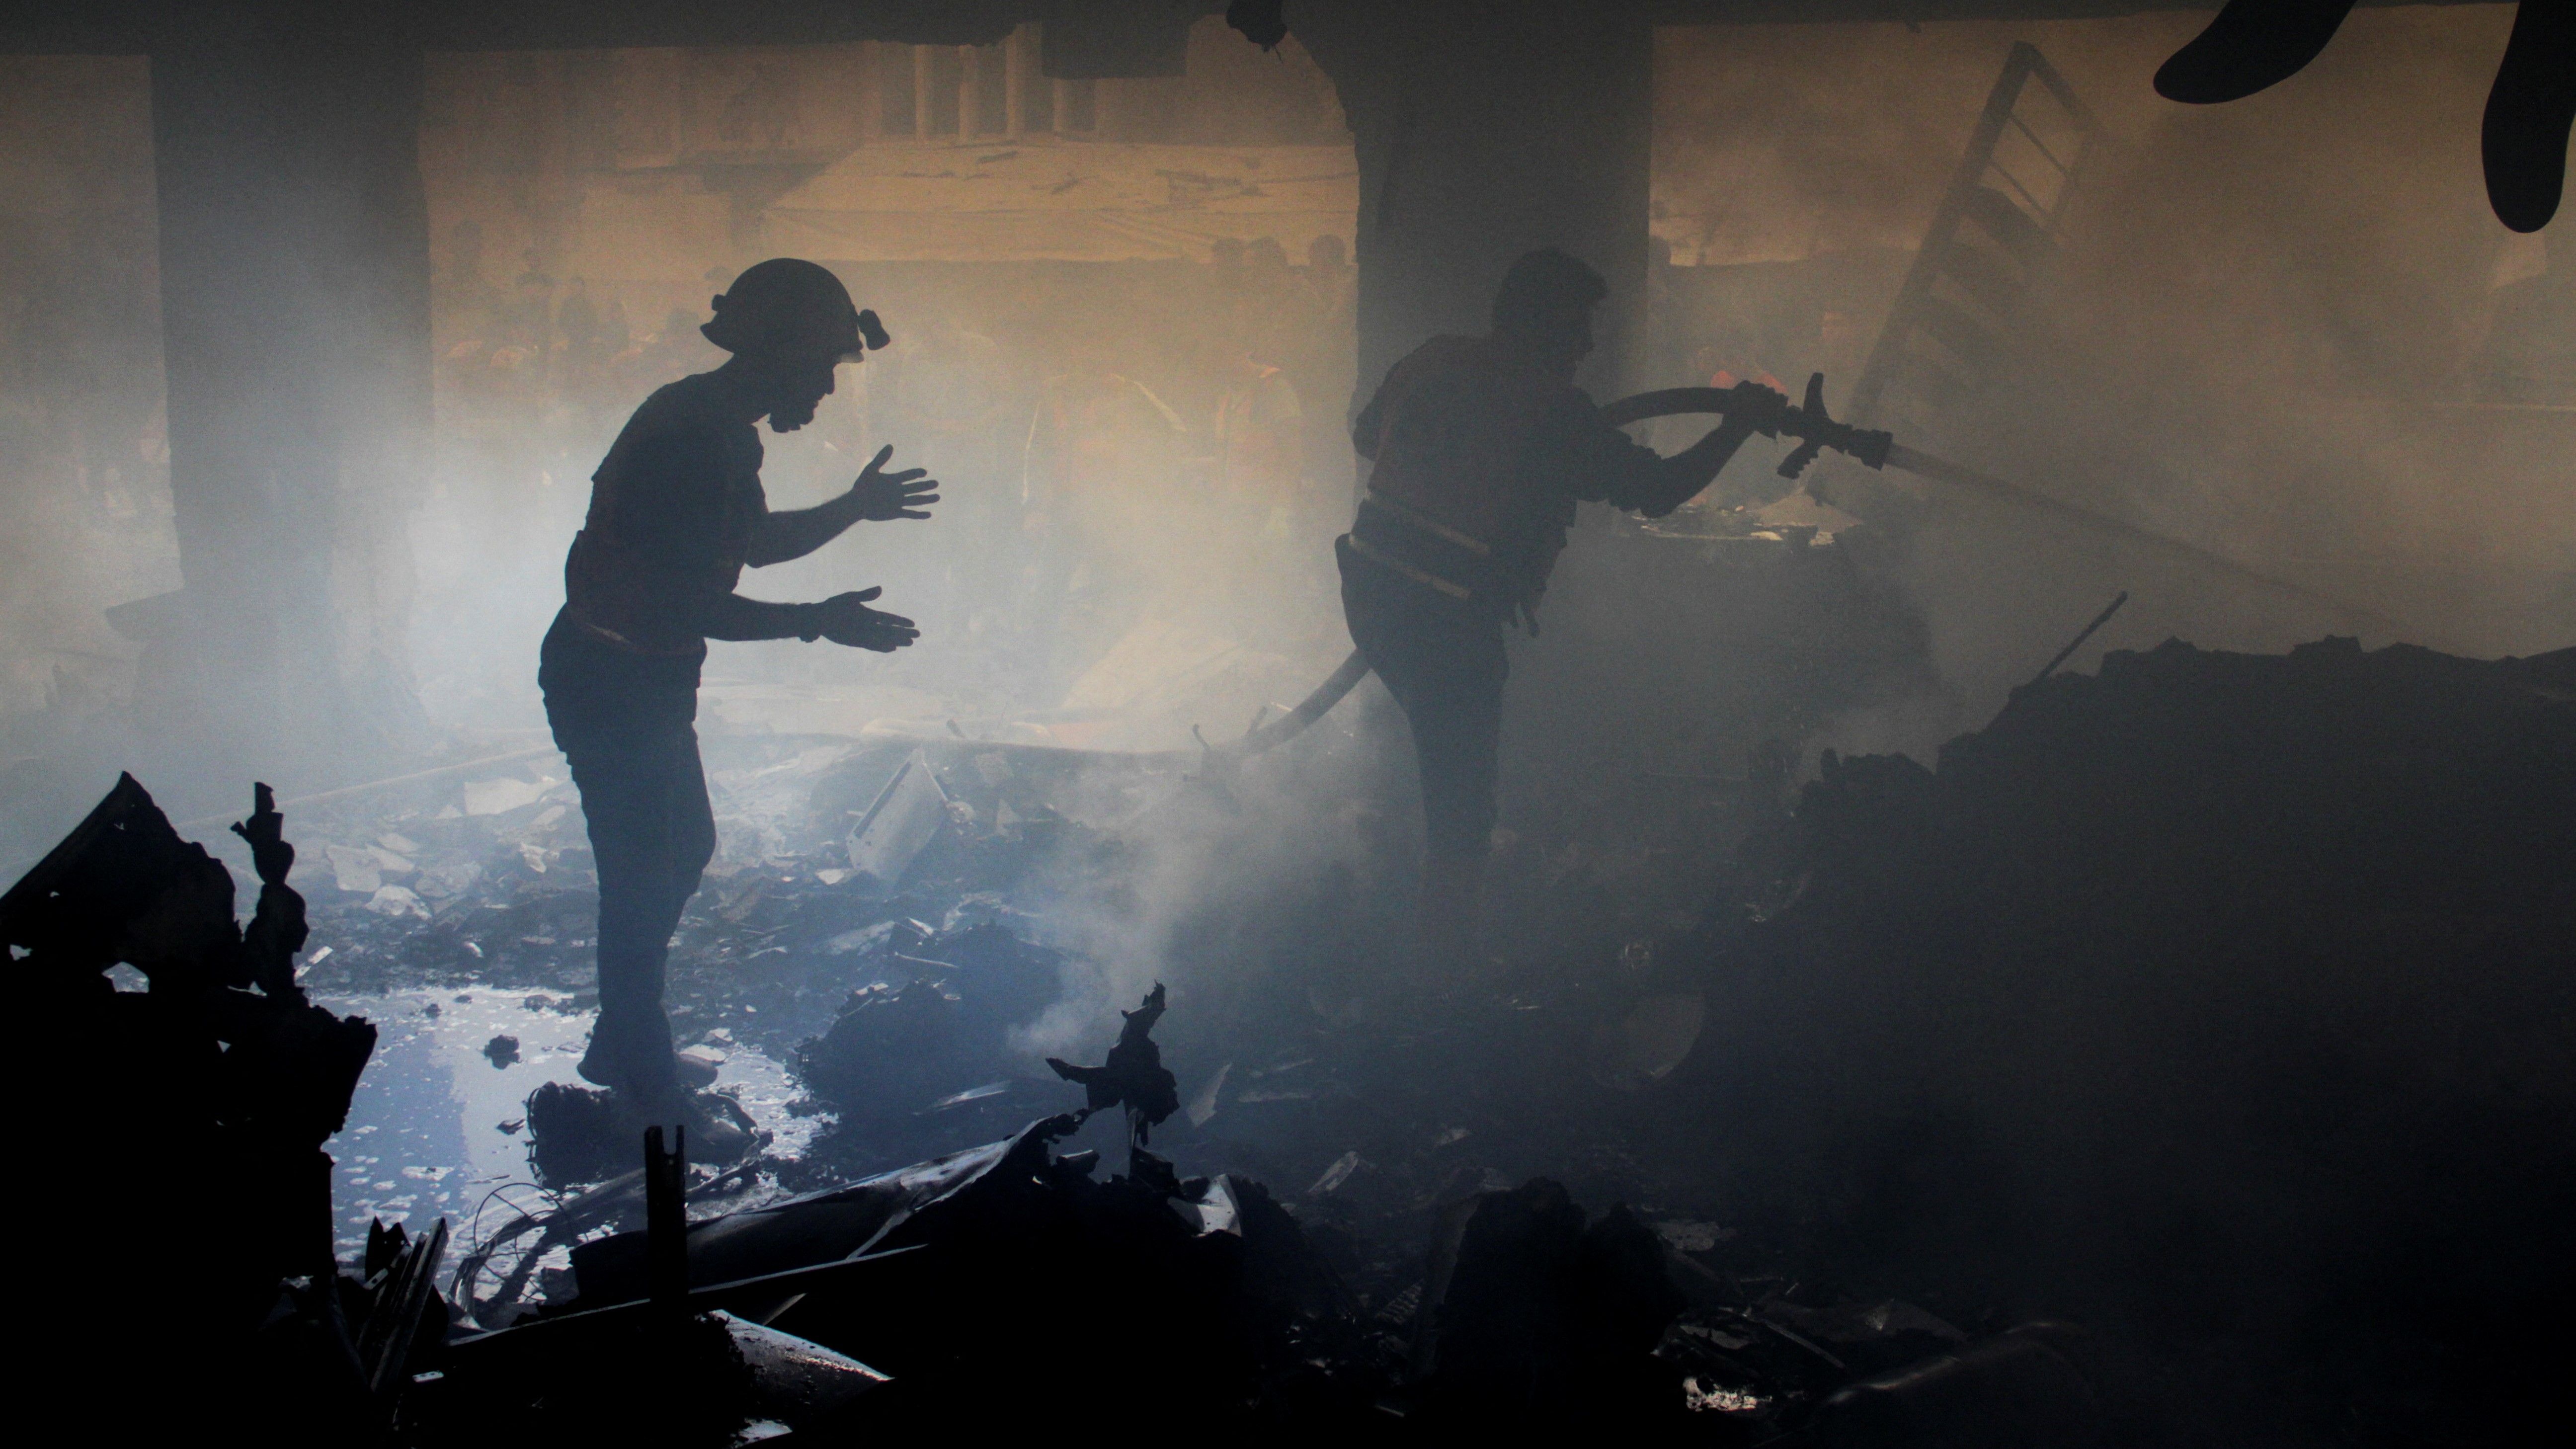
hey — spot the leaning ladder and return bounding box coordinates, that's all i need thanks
[1846,41,2111,436]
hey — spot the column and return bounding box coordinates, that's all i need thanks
[146,17,432,781]
[1003,27,1028,139]
[1293,1,1655,404]
[913,44,937,141]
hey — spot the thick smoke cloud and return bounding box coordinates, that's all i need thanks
[1643,8,2567,770]
[2,11,2565,1014]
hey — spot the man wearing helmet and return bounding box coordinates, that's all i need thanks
[541,258,936,1150]
[1343,248,1787,981]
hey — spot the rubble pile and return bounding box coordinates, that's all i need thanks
[1669,637,2576,1442]
[420,984,2105,1438]
[466,720,2116,1431]
[790,918,1073,1170]
[19,635,2559,1440]
[11,778,386,1442]
[9,767,2092,1440]
[267,730,1168,1183]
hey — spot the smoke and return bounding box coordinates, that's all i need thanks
[1005,708,1409,1062]
[1636,6,2569,772]
[380,7,2567,1018]
[0,57,179,866]
[6,12,2566,972]
[1990,7,2567,645]
[5,34,2570,1428]
[1630,20,2576,1432]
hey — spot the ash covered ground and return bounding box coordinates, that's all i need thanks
[201,631,2571,1444]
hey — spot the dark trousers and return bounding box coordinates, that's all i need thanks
[540,613,714,1096]
[1338,537,1509,862]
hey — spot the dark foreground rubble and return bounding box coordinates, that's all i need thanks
[12,778,384,1442]
[427,980,2112,1440]
[6,771,2112,1443]
[1657,637,2576,1445]
[12,635,2568,1443]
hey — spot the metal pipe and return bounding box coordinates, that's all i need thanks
[2030,590,2130,686]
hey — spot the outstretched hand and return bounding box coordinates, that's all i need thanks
[849,445,940,521]
[230,781,295,886]
[815,587,920,652]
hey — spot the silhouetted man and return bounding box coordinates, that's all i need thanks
[542,258,936,1148]
[1342,248,1785,977]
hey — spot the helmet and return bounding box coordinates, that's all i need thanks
[700,258,890,359]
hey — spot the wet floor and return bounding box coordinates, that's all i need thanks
[320,987,817,1259]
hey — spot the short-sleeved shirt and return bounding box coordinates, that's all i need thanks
[1352,334,1682,618]
[561,373,767,659]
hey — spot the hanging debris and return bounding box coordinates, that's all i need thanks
[1046,981,1183,1142]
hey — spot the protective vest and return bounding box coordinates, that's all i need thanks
[1348,334,1589,619]
[563,376,766,656]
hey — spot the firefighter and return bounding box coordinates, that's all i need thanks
[1341,247,1786,978]
[540,258,936,1152]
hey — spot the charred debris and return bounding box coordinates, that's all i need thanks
[12,634,2572,1442]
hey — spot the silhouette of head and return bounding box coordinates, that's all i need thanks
[1492,247,1606,377]
[703,259,888,431]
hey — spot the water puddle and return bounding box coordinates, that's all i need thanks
[319,988,816,1257]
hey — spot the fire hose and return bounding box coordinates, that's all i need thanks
[1209,373,2392,763]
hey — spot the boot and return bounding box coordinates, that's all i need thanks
[581,1006,745,1159]
[575,1036,628,1093]
[579,998,700,1090]
[616,1075,754,1166]
[578,1000,643,1091]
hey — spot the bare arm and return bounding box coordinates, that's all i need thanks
[699,593,830,641]
[748,445,939,567]
[747,489,866,568]
[700,587,916,650]
[1579,379,1788,518]
[1619,414,1766,518]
